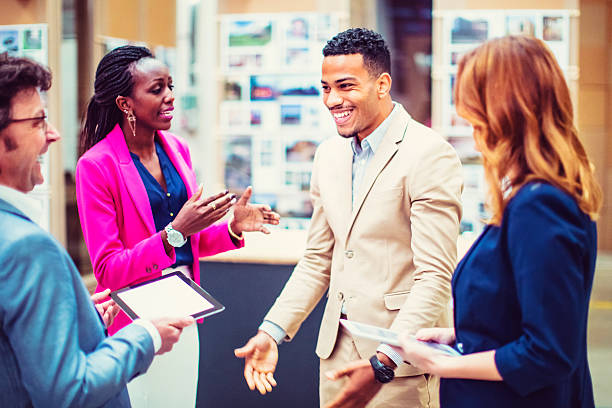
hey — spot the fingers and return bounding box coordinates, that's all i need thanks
[325,359,369,381]
[244,364,256,391]
[262,209,281,225]
[191,183,204,201]
[201,190,230,206]
[266,372,277,387]
[253,370,274,394]
[234,341,255,358]
[236,186,253,206]
[171,316,195,329]
[260,226,271,234]
[207,193,236,213]
[91,288,111,303]
[253,371,266,394]
[414,328,438,342]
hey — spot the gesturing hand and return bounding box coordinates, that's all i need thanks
[234,331,279,394]
[172,185,236,237]
[230,186,281,236]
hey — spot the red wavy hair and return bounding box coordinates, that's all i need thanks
[455,35,602,224]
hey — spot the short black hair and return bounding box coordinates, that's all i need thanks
[322,28,391,77]
[0,53,51,132]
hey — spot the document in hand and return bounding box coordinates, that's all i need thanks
[339,319,461,357]
[111,272,225,320]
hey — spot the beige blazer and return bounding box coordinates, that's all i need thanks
[264,105,463,377]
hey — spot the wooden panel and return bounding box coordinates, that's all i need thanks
[0,0,45,24]
[579,88,607,127]
[144,0,176,47]
[434,0,579,9]
[104,0,140,40]
[219,0,319,14]
[579,0,611,250]
[99,0,175,47]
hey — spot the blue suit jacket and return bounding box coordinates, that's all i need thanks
[442,182,596,408]
[0,199,155,407]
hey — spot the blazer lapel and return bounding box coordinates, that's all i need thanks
[335,139,353,236]
[346,107,409,239]
[452,224,491,285]
[107,125,156,234]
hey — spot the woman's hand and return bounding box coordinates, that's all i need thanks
[415,327,456,345]
[398,328,458,376]
[230,186,281,236]
[172,185,236,238]
[399,331,452,375]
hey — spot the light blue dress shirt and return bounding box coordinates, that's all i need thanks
[261,103,404,367]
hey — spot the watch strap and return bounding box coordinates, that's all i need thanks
[369,355,395,384]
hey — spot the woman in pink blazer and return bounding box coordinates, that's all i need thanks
[76,45,279,408]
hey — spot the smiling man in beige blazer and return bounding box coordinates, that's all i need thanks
[235,28,463,407]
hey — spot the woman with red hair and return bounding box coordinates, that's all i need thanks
[399,35,601,408]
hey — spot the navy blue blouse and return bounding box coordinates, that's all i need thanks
[131,140,193,267]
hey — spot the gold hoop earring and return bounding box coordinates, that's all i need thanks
[123,109,137,137]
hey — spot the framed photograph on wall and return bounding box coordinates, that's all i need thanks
[224,136,252,192]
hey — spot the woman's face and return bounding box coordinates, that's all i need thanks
[128,58,174,132]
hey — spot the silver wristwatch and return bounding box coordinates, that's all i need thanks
[164,223,187,247]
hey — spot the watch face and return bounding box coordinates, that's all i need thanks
[374,366,395,384]
[166,227,186,247]
[369,355,395,384]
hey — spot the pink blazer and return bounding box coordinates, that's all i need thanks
[76,124,243,333]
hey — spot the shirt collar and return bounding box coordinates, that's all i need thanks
[0,185,43,225]
[350,102,398,155]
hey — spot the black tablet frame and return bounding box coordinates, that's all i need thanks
[110,271,225,320]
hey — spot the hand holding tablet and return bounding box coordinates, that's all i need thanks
[111,272,225,320]
[339,319,461,357]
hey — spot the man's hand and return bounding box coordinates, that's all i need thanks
[324,355,388,408]
[234,330,279,394]
[151,316,195,355]
[91,289,120,328]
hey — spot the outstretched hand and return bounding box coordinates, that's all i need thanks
[234,331,279,394]
[324,359,382,408]
[231,186,280,236]
[172,185,236,237]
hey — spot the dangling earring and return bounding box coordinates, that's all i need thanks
[123,109,137,137]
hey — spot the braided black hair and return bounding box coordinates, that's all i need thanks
[322,28,391,77]
[0,53,51,134]
[79,45,153,155]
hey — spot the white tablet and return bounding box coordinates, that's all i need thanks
[339,319,461,357]
[111,272,225,320]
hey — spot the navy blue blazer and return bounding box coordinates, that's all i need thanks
[0,199,155,407]
[442,182,596,408]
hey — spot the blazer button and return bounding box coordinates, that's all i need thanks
[457,342,464,354]
[337,292,344,301]
[345,250,354,259]
[153,264,159,270]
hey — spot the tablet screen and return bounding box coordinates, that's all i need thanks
[340,319,461,356]
[111,272,224,320]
